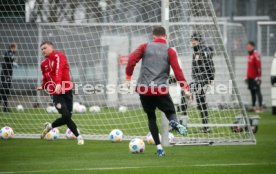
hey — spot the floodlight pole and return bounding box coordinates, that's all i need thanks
[161,0,170,147]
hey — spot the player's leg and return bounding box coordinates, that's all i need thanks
[2,94,9,112]
[180,90,188,115]
[195,88,209,132]
[156,94,187,136]
[51,94,67,128]
[248,79,257,111]
[40,95,66,139]
[2,81,11,112]
[250,89,257,109]
[139,95,164,156]
[255,84,263,112]
[63,90,84,145]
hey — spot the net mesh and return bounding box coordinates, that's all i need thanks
[0,0,255,144]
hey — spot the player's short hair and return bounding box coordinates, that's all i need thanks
[152,26,166,37]
[9,43,17,49]
[40,41,54,47]
[247,41,255,47]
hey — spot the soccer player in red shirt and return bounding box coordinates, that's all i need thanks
[125,26,192,156]
[246,41,263,113]
[37,41,84,145]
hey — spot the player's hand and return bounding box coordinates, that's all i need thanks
[184,90,193,102]
[36,86,43,90]
[255,77,261,85]
[54,84,62,94]
[123,79,132,93]
[123,75,133,94]
[244,78,248,84]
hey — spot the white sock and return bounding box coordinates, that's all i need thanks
[77,135,82,140]
[156,144,163,150]
[48,123,52,129]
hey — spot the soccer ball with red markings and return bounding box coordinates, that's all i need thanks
[0,126,14,140]
[129,138,145,153]
[65,128,80,139]
[45,128,59,140]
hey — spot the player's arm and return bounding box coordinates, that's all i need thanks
[255,53,261,79]
[37,64,46,90]
[203,48,215,81]
[125,43,147,80]
[168,48,189,93]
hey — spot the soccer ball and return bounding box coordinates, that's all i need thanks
[65,128,80,139]
[76,105,87,113]
[108,129,123,142]
[89,106,101,113]
[46,106,53,113]
[118,106,127,113]
[129,138,145,153]
[73,102,81,112]
[0,126,14,140]
[46,106,56,114]
[146,132,162,145]
[45,128,59,140]
[52,107,58,114]
[16,105,24,112]
[168,132,175,143]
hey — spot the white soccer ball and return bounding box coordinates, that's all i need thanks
[16,105,24,112]
[45,128,59,140]
[168,132,175,143]
[108,129,123,142]
[65,128,80,139]
[52,107,59,114]
[46,106,54,113]
[89,106,101,113]
[73,102,81,112]
[0,126,14,140]
[76,105,87,113]
[118,106,127,113]
[129,138,145,153]
[146,132,162,145]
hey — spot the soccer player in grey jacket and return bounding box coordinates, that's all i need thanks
[125,26,192,157]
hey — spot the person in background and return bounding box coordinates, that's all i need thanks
[0,43,17,112]
[180,33,215,133]
[245,41,263,113]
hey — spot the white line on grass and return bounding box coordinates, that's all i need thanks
[1,163,276,174]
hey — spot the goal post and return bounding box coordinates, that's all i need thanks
[0,0,256,145]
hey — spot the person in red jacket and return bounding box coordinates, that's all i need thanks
[125,26,192,156]
[246,41,263,112]
[37,41,84,145]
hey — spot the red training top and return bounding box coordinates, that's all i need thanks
[247,50,261,79]
[40,51,73,95]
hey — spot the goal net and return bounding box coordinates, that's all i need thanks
[0,0,255,145]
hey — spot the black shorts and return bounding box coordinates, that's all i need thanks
[248,78,260,91]
[52,90,73,115]
[139,94,176,115]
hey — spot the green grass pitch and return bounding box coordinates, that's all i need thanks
[0,111,276,174]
